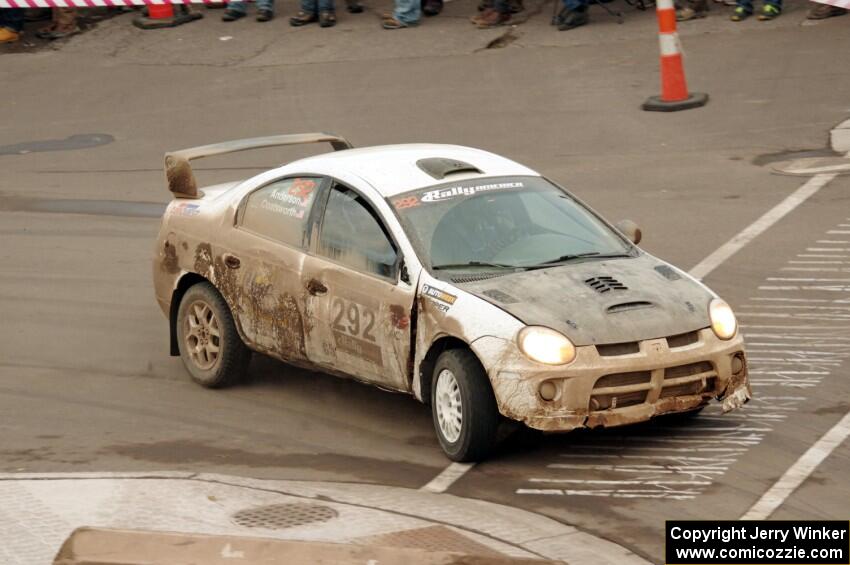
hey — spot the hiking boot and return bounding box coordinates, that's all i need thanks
[221,8,245,20]
[807,2,847,17]
[470,8,510,26]
[730,5,751,19]
[345,0,364,12]
[256,8,274,21]
[556,7,588,29]
[423,0,443,15]
[289,10,318,24]
[757,3,780,19]
[319,10,337,26]
[0,27,20,43]
[36,25,80,39]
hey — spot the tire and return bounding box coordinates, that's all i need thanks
[176,282,250,388]
[431,349,500,462]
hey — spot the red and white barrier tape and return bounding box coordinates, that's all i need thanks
[0,0,220,7]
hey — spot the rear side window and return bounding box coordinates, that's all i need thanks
[239,177,320,248]
[318,185,398,279]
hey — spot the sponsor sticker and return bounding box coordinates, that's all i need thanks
[422,284,457,312]
[171,202,201,217]
[419,181,524,203]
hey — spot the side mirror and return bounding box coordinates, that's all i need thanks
[615,220,642,245]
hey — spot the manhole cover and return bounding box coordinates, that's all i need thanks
[231,503,338,530]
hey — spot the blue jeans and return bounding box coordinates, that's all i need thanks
[562,0,587,10]
[0,8,24,32]
[301,0,334,12]
[736,0,780,11]
[394,0,420,23]
[228,0,274,14]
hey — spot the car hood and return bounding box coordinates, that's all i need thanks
[454,254,713,346]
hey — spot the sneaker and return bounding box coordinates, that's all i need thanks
[256,8,274,21]
[423,0,442,15]
[382,15,411,28]
[676,5,707,18]
[807,2,847,17]
[0,27,20,43]
[556,7,588,29]
[730,5,751,19]
[221,9,245,20]
[319,9,337,26]
[345,0,364,12]
[470,7,510,27]
[289,10,318,24]
[757,3,780,19]
[678,0,707,18]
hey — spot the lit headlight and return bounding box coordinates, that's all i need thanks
[518,326,576,365]
[709,298,737,340]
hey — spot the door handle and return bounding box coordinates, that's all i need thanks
[307,279,328,296]
[222,253,241,269]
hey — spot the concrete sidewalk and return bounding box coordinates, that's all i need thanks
[0,472,650,565]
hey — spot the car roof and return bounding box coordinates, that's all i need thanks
[284,143,540,198]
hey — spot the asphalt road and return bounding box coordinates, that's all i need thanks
[2,4,850,562]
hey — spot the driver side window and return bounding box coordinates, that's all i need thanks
[318,185,399,279]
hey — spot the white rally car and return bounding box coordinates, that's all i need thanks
[153,133,750,461]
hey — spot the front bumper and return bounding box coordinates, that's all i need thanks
[477,328,750,432]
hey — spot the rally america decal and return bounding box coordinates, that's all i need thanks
[422,284,458,313]
[420,181,524,203]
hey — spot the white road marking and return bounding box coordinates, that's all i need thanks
[528,478,711,485]
[742,410,850,520]
[798,254,850,258]
[689,173,838,280]
[419,462,475,493]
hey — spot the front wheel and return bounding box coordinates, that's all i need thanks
[177,282,250,388]
[431,349,500,462]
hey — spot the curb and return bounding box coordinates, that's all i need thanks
[830,118,850,154]
[0,472,651,565]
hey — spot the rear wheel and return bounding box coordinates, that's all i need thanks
[177,282,250,388]
[431,349,500,462]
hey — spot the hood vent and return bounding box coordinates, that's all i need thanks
[655,265,682,281]
[607,301,654,314]
[481,289,519,304]
[451,273,503,284]
[585,276,628,293]
[417,158,483,180]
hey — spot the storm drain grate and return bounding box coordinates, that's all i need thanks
[231,503,338,530]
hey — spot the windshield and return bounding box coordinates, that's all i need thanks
[389,176,633,271]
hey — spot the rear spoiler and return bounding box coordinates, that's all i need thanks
[164,132,353,198]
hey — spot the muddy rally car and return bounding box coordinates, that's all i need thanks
[153,133,751,461]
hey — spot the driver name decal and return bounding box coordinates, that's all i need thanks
[419,181,524,203]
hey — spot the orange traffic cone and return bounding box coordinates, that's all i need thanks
[133,1,204,29]
[642,0,708,112]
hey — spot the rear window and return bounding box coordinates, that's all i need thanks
[239,177,320,248]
